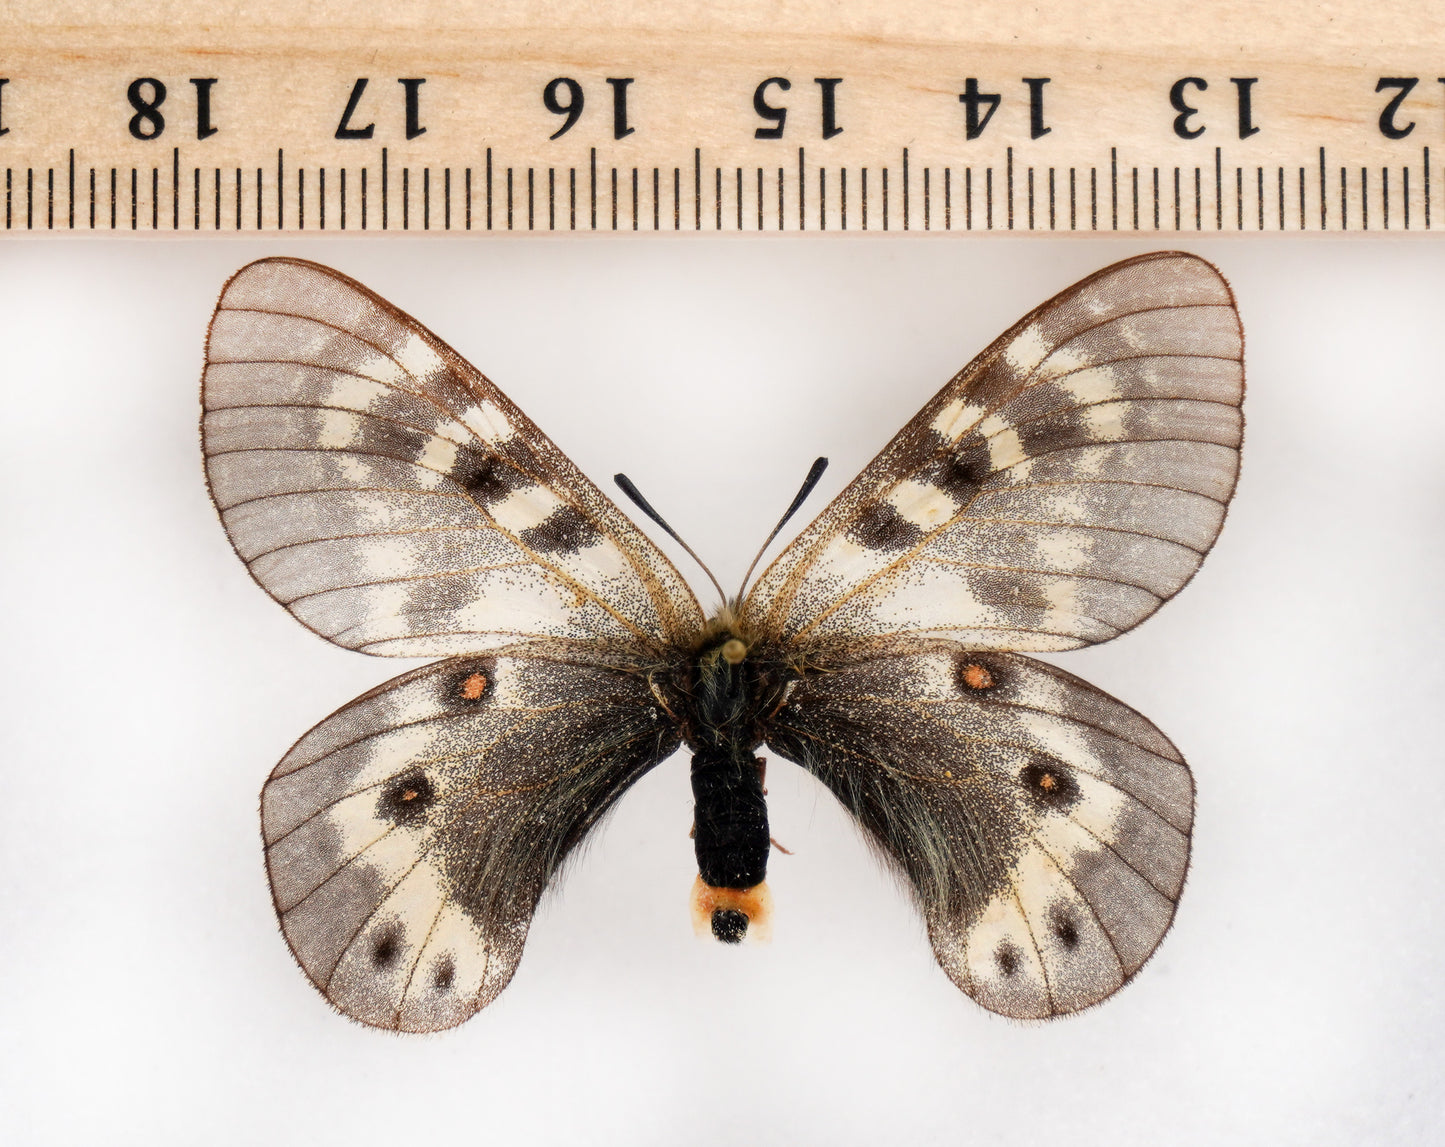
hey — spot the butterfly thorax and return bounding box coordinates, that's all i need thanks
[662,628,795,944]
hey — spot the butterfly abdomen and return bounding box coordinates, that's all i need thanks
[684,639,788,943]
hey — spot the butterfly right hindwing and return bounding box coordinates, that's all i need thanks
[766,644,1193,1018]
[262,646,678,1032]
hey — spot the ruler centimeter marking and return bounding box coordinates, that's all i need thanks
[5,10,1445,237]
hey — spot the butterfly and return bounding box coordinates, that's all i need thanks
[201,252,1243,1031]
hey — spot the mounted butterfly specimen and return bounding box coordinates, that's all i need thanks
[201,252,1242,1031]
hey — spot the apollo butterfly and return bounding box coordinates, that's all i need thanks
[202,252,1242,1030]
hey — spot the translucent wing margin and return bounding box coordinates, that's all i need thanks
[203,258,703,657]
[743,252,1243,652]
[766,643,1192,1018]
[262,648,679,1032]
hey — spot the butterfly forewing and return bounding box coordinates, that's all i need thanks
[765,644,1192,1018]
[262,647,679,1032]
[742,251,1243,653]
[203,258,702,658]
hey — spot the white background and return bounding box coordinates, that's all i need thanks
[1,236,1442,1145]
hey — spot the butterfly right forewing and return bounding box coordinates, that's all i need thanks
[743,251,1243,654]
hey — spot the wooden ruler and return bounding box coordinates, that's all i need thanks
[4,1,1445,236]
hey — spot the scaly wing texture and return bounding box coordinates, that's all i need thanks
[203,258,703,658]
[262,649,679,1032]
[766,644,1192,1018]
[743,252,1243,653]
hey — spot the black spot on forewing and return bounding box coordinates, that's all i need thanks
[966,569,1055,616]
[520,505,600,553]
[378,770,437,826]
[1021,760,1081,810]
[353,415,431,462]
[1015,408,1122,460]
[432,957,455,991]
[454,451,528,505]
[371,924,403,969]
[928,439,993,500]
[848,501,924,551]
[893,430,989,498]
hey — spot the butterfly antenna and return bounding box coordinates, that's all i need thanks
[613,473,728,605]
[736,456,829,602]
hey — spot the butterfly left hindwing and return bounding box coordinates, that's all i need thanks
[263,647,677,1032]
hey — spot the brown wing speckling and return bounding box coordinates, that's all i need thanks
[262,647,680,1032]
[743,252,1243,654]
[766,643,1192,1018]
[203,258,703,658]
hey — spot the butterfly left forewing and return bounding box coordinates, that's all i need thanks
[262,646,678,1032]
[766,642,1192,1017]
[203,258,703,658]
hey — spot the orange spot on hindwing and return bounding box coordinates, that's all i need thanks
[459,671,489,701]
[961,662,996,690]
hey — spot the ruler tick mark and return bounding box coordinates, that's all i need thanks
[902,148,910,230]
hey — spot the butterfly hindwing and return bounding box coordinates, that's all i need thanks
[261,647,678,1032]
[743,251,1243,653]
[203,258,703,658]
[766,643,1192,1018]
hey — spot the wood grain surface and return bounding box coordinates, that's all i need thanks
[2,1,1443,234]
